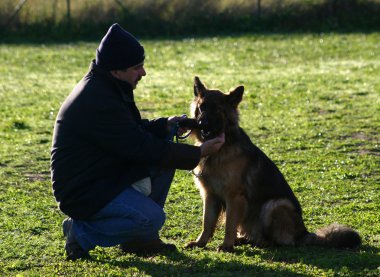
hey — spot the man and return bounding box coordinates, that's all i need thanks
[50,23,225,260]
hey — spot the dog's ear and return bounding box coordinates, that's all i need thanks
[227,86,244,108]
[194,76,207,97]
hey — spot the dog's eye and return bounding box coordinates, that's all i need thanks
[199,103,210,113]
[199,103,222,114]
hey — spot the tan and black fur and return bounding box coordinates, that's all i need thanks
[185,77,361,252]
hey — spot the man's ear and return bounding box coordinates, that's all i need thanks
[110,70,121,80]
[194,76,207,97]
[227,86,244,108]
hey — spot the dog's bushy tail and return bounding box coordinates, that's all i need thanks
[301,223,361,249]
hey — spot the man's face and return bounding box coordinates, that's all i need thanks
[111,63,146,89]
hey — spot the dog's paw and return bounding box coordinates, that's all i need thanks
[235,237,249,246]
[217,244,234,252]
[185,241,205,249]
[252,239,273,248]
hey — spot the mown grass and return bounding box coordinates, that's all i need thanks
[0,33,379,276]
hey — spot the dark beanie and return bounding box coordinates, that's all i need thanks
[96,23,145,71]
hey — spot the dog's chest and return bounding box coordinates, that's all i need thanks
[194,146,246,196]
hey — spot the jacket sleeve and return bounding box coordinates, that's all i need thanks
[76,98,200,170]
[141,118,169,139]
[161,142,201,169]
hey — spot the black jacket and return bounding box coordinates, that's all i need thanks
[51,61,200,219]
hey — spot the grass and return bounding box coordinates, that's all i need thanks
[0,33,379,276]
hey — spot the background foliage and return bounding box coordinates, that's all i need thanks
[1,0,380,40]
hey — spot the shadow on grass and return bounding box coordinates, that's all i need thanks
[1,28,379,46]
[235,244,380,273]
[85,243,380,275]
[90,248,304,276]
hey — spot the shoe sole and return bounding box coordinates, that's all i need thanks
[62,218,73,238]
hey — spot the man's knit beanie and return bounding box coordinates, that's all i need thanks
[96,23,145,71]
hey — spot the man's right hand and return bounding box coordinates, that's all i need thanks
[200,133,225,157]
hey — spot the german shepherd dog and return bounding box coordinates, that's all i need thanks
[184,77,361,252]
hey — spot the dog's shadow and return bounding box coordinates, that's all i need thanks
[89,247,305,276]
[86,242,379,275]
[234,243,380,273]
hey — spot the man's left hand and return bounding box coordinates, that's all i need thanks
[168,114,188,136]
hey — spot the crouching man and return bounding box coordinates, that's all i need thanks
[50,23,224,260]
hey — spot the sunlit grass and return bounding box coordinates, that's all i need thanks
[0,33,379,276]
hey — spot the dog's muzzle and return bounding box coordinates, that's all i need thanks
[177,118,213,140]
[177,118,202,129]
[177,117,222,141]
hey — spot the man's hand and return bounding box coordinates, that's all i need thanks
[168,114,188,136]
[200,133,225,157]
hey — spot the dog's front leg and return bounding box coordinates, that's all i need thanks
[186,193,222,249]
[218,193,247,252]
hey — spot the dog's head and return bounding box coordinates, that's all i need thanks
[191,76,244,141]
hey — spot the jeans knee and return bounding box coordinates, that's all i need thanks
[150,209,166,231]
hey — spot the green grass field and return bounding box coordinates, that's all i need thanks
[0,33,379,276]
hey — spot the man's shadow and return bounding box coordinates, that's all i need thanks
[90,247,305,276]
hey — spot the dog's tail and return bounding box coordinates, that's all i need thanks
[300,223,361,249]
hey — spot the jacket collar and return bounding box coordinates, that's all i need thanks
[90,60,135,103]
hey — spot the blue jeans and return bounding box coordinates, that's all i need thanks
[71,168,175,252]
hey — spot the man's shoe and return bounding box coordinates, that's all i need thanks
[120,239,177,254]
[62,218,73,238]
[62,218,90,261]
